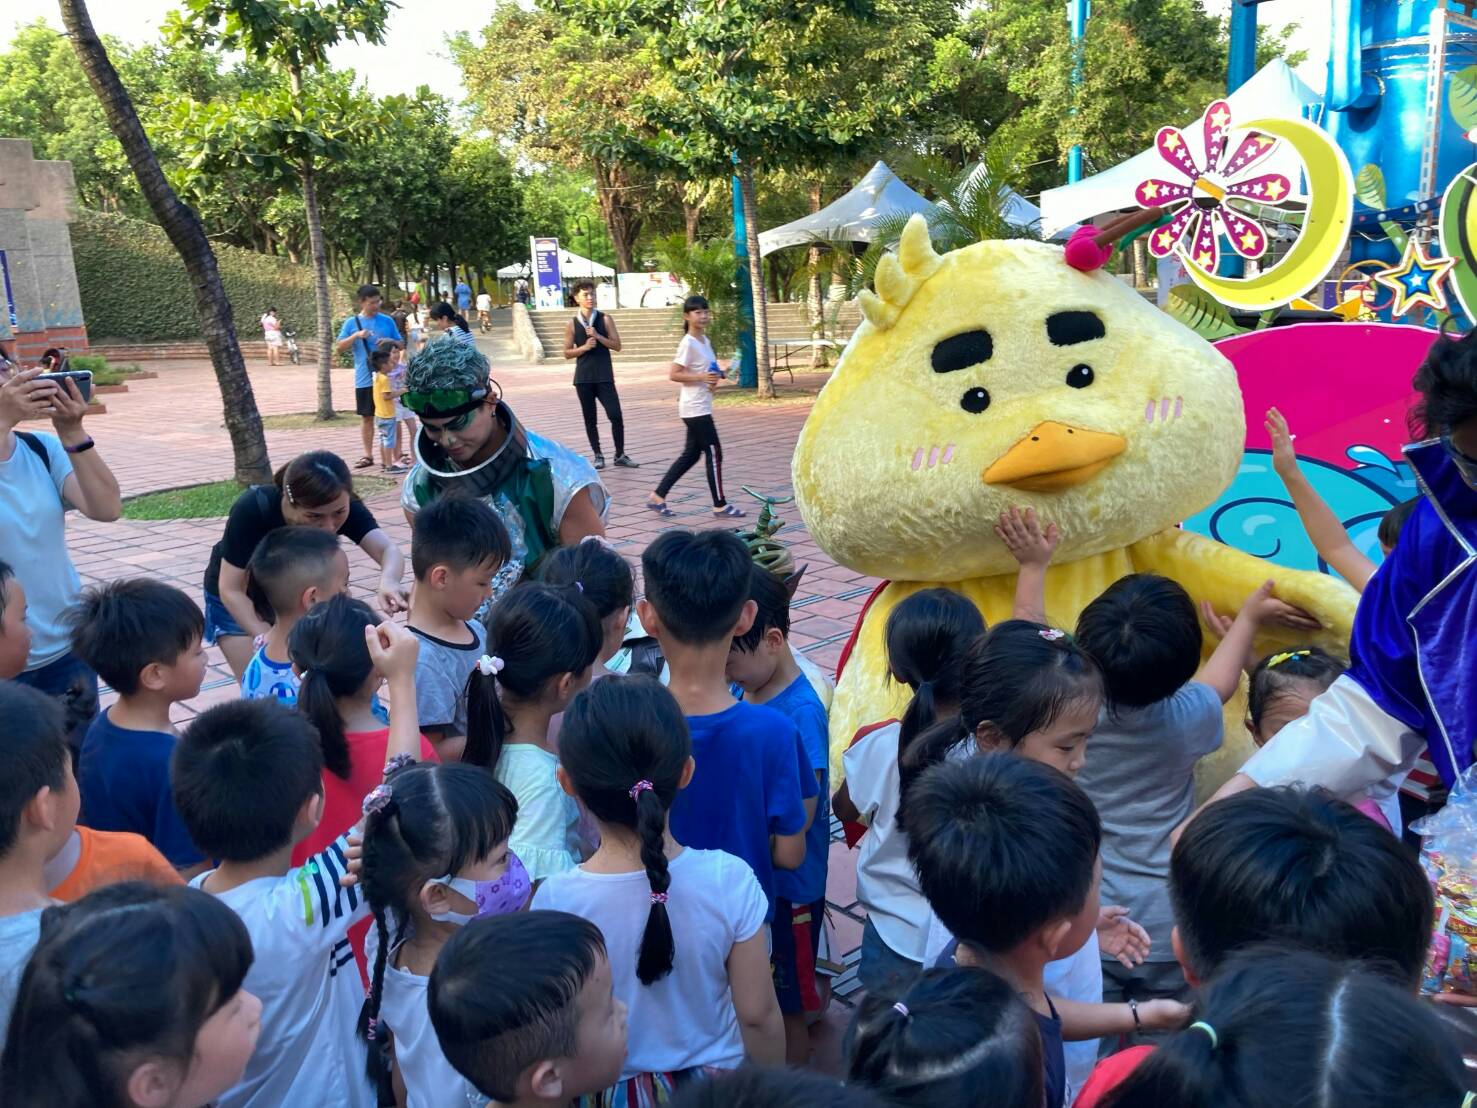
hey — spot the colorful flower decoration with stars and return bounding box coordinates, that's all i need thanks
[1371,237,1456,318]
[1132,99,1354,312]
[1139,99,1290,273]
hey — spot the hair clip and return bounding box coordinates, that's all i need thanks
[629,779,654,800]
[298,668,311,681]
[1039,628,1066,641]
[362,784,394,816]
[477,654,505,677]
[580,534,616,551]
[1267,649,1311,668]
[650,892,669,904]
[574,581,585,593]
[1189,1020,1219,1050]
[892,1001,910,1018]
[383,753,415,777]
[365,1015,379,1042]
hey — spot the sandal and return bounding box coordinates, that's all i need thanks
[353,456,374,469]
[712,504,746,518]
[647,500,676,518]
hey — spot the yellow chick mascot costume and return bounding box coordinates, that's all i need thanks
[794,215,1357,782]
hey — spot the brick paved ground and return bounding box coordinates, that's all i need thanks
[59,321,874,1067]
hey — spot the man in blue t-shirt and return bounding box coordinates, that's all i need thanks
[454,279,473,314]
[334,283,404,470]
[638,530,814,928]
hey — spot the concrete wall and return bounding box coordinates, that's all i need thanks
[0,138,88,358]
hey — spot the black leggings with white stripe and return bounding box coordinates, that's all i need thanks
[655,415,726,507]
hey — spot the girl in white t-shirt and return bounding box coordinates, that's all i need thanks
[647,295,745,519]
[532,676,783,1100]
[359,762,528,1108]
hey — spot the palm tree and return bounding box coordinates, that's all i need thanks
[58,0,271,484]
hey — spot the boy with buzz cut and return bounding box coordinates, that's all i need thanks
[725,564,830,1065]
[905,754,1103,1108]
[241,525,350,706]
[173,619,422,1108]
[0,681,80,1031]
[69,579,208,873]
[429,910,628,1108]
[407,495,511,762]
[639,529,815,925]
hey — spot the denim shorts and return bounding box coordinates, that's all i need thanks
[857,916,923,1003]
[376,416,398,449]
[202,589,246,644]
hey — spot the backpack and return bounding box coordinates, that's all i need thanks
[15,431,50,465]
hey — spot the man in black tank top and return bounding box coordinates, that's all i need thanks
[562,280,638,470]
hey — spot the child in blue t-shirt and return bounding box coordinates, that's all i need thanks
[639,530,814,926]
[241,525,351,707]
[67,580,209,872]
[726,563,830,1065]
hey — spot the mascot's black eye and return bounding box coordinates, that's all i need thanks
[932,330,993,374]
[960,387,991,414]
[1066,364,1094,389]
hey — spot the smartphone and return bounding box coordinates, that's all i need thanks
[37,370,93,404]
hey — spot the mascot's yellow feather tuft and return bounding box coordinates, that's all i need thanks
[795,214,1357,788]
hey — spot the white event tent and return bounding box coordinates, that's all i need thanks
[497,249,615,280]
[1038,59,1322,237]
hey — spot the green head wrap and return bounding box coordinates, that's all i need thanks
[403,341,492,417]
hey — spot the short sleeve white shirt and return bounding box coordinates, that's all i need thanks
[192,836,375,1108]
[674,334,717,418]
[532,848,766,1078]
[842,721,931,962]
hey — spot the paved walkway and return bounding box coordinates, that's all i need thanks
[61,327,874,1065]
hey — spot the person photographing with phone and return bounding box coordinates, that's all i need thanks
[335,284,405,471]
[0,365,121,747]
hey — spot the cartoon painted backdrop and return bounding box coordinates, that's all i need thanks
[1183,322,1437,578]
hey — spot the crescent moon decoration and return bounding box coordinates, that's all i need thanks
[1438,163,1477,321]
[1134,103,1354,311]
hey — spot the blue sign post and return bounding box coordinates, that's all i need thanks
[731,152,758,389]
[530,237,564,311]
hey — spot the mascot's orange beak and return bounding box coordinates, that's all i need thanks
[982,421,1126,492]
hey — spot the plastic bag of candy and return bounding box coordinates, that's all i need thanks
[1413,763,1477,997]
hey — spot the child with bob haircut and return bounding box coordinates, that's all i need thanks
[358,762,524,1108]
[833,587,985,1001]
[539,536,635,675]
[534,677,784,1096]
[428,910,628,1108]
[466,582,601,882]
[1091,947,1468,1108]
[0,559,31,679]
[70,579,208,871]
[241,525,349,706]
[407,495,512,761]
[1073,575,1306,1012]
[846,966,1044,1108]
[0,882,260,1108]
[639,529,814,925]
[172,617,424,1108]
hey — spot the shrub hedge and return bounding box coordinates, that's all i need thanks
[71,209,353,344]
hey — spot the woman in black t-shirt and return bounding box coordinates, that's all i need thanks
[202,450,407,677]
[561,280,636,470]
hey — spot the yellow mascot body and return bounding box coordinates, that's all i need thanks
[793,215,1357,783]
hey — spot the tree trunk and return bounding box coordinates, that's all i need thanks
[739,163,772,399]
[807,182,825,368]
[1132,236,1148,290]
[287,69,337,423]
[683,198,702,248]
[592,158,639,273]
[58,0,271,484]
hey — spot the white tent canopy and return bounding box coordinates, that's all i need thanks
[759,161,934,256]
[497,249,615,280]
[1039,60,1322,237]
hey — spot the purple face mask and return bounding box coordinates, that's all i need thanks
[428,851,530,924]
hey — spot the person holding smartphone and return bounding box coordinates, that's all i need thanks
[334,284,405,470]
[0,366,121,747]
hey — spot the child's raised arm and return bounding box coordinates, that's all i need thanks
[1266,407,1376,591]
[365,620,422,767]
[1195,580,1317,704]
[996,507,1060,624]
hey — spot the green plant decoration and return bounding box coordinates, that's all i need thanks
[1166,284,1248,341]
[1354,163,1408,254]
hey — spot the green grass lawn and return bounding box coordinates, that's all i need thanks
[260,410,357,430]
[713,383,823,408]
[123,474,401,520]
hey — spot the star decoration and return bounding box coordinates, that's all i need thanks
[1371,238,1456,317]
[1135,99,1291,274]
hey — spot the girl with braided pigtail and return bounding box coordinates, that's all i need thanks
[534,676,785,1100]
[356,762,522,1108]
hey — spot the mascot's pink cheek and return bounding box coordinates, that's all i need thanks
[911,444,957,471]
